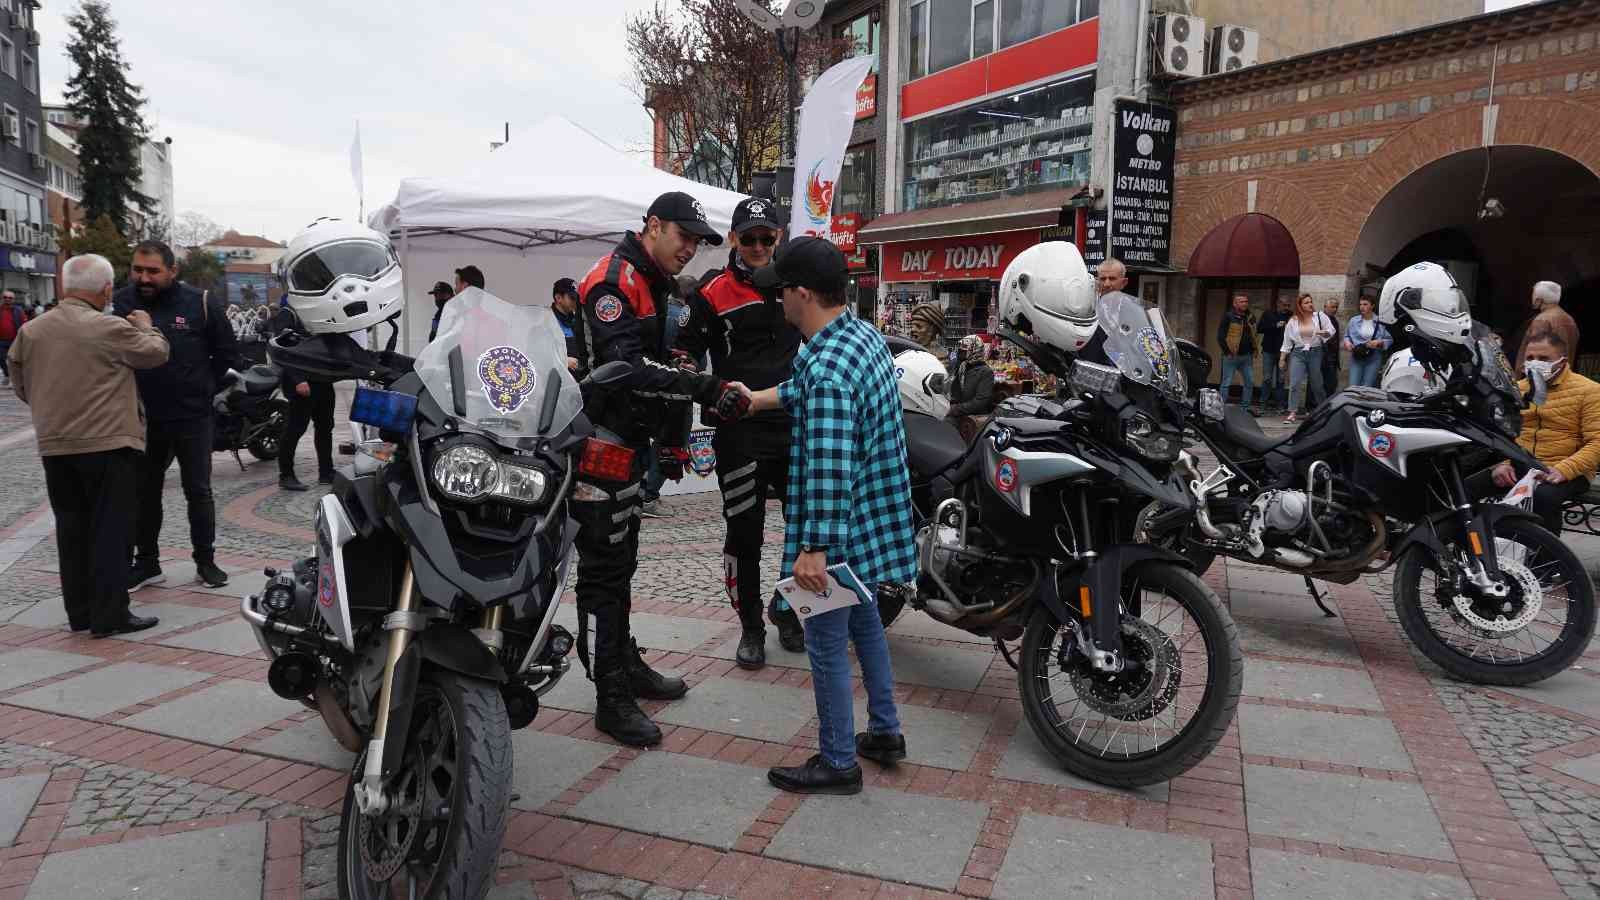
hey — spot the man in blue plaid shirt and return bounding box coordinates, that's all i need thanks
[747,237,915,795]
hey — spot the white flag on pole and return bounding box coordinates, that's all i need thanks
[349,120,364,219]
[788,56,874,242]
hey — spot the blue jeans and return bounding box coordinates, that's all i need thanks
[1260,356,1286,408]
[1218,355,1253,406]
[1348,351,1383,387]
[1287,347,1326,411]
[804,583,901,770]
[641,440,662,502]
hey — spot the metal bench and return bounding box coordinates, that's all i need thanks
[1562,487,1600,536]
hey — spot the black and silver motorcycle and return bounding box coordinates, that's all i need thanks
[1139,311,1596,686]
[886,294,1242,787]
[240,293,629,898]
[213,364,289,469]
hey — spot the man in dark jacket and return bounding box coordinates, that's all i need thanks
[1257,295,1291,412]
[1216,294,1257,410]
[1320,297,1342,403]
[553,277,587,377]
[425,281,453,342]
[675,197,804,668]
[575,191,753,746]
[113,240,239,590]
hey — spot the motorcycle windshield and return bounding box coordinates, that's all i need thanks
[1096,292,1187,397]
[414,288,582,439]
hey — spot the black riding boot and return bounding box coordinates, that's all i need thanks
[626,639,688,700]
[594,670,662,747]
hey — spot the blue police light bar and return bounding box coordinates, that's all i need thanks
[350,386,419,433]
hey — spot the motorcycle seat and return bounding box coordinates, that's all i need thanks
[1220,405,1280,455]
[241,365,279,397]
[905,412,967,477]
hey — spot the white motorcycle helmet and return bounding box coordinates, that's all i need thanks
[997,242,1098,353]
[1378,346,1448,398]
[895,349,951,419]
[1377,261,1472,345]
[278,218,403,334]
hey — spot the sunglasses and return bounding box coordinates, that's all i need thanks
[739,233,778,248]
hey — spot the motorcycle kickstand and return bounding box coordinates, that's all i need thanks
[995,636,1020,671]
[231,449,247,472]
[1303,576,1338,618]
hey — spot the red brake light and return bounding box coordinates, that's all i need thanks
[579,438,635,482]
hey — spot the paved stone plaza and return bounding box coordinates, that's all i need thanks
[0,391,1598,899]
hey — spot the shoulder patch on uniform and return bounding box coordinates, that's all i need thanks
[595,295,624,324]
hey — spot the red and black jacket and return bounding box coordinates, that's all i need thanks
[578,232,723,448]
[675,252,803,426]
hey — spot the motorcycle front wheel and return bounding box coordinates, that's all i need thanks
[338,669,513,900]
[1018,562,1241,788]
[1394,516,1596,686]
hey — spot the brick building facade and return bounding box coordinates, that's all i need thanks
[1166,0,1600,365]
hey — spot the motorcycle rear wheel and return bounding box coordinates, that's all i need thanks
[1018,562,1241,788]
[1394,516,1596,686]
[246,408,287,461]
[338,669,512,900]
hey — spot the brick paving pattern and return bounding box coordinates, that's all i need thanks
[0,391,1597,898]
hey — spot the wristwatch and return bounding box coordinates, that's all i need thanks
[801,544,828,554]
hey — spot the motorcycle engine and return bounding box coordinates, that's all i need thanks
[914,524,1033,627]
[1245,490,1314,559]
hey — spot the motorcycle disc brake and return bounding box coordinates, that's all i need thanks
[358,763,423,883]
[1451,555,1543,635]
[1068,618,1181,721]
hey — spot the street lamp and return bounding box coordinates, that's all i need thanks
[729,0,825,158]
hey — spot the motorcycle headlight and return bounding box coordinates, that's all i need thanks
[495,462,550,505]
[1123,412,1183,462]
[432,444,498,501]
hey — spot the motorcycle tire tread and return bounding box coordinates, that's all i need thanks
[338,669,514,899]
[1018,562,1242,788]
[1393,518,1598,686]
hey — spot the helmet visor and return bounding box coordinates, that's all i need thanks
[1400,286,1467,319]
[1033,274,1098,323]
[286,241,395,294]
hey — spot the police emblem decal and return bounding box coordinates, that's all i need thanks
[594,296,624,323]
[477,346,538,414]
[687,429,717,476]
[995,458,1018,493]
[1367,432,1395,458]
[1136,327,1171,380]
[676,305,691,328]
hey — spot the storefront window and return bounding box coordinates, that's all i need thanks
[902,73,1095,211]
[837,144,877,217]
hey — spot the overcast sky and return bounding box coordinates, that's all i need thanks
[37,1,661,241]
[35,1,1541,242]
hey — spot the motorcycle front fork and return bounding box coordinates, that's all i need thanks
[1440,457,1509,597]
[353,564,504,815]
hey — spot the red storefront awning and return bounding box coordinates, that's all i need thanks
[1186,213,1301,278]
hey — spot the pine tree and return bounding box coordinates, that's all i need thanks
[57,214,134,281]
[63,1,151,235]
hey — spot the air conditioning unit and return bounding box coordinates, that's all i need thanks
[0,223,12,245]
[26,28,38,47]
[1154,14,1207,79]
[1210,24,1260,73]
[27,152,42,170]
[25,228,39,248]
[7,16,23,30]
[1,120,16,140]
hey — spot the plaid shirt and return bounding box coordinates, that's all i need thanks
[779,311,917,588]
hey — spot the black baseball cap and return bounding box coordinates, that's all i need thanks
[428,281,453,297]
[552,277,578,299]
[644,191,722,246]
[752,237,847,295]
[732,197,783,234]
[454,265,485,289]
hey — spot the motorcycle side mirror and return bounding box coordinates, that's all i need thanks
[583,361,632,388]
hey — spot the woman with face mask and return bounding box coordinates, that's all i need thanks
[1470,328,1600,533]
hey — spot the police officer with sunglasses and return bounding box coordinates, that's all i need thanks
[675,197,806,668]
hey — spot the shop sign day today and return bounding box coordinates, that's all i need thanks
[900,243,1006,274]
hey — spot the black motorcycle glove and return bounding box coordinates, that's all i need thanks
[713,381,752,422]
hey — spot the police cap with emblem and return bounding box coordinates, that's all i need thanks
[645,191,723,246]
[732,197,783,234]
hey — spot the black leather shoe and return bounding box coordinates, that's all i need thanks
[768,754,863,795]
[735,629,766,670]
[318,471,335,485]
[769,595,805,654]
[594,671,662,747]
[127,561,165,592]
[279,474,308,492]
[626,640,688,700]
[196,560,229,589]
[92,614,160,639]
[856,731,907,766]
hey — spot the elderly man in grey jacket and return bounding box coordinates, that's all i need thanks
[8,254,169,637]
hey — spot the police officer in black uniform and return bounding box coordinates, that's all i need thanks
[576,191,753,746]
[675,198,805,668]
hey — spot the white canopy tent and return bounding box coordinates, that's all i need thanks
[368,115,747,357]
[369,116,745,495]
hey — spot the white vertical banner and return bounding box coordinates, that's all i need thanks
[349,119,364,220]
[789,55,875,241]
